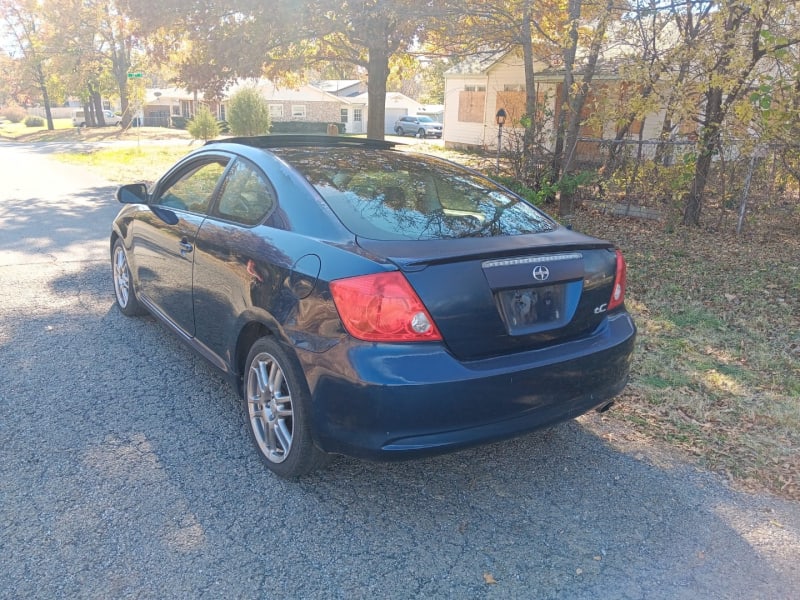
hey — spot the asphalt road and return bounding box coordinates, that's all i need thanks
[1,140,798,599]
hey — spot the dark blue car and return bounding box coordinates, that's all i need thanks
[111,135,635,477]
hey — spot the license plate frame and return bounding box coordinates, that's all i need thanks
[497,284,567,335]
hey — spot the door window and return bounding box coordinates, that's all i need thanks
[214,159,276,226]
[156,159,229,214]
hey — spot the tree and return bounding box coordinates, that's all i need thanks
[0,0,57,129]
[130,0,445,139]
[227,87,271,136]
[188,104,221,141]
[681,0,799,225]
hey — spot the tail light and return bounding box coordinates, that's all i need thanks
[330,272,442,342]
[607,249,627,311]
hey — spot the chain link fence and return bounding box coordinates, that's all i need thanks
[561,138,800,231]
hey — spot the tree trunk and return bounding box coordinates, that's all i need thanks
[34,63,54,130]
[521,2,537,181]
[551,0,580,184]
[366,44,389,140]
[683,87,723,225]
[558,0,611,216]
[92,90,106,126]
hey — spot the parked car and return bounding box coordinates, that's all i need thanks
[72,109,122,127]
[111,135,635,478]
[394,115,443,138]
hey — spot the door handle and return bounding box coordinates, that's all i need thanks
[179,240,193,256]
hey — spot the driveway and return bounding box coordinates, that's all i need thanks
[0,140,798,599]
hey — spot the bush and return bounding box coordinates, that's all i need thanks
[171,116,188,129]
[2,105,27,123]
[227,87,271,136]
[187,105,221,141]
[24,116,44,127]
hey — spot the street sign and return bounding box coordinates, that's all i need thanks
[127,72,143,79]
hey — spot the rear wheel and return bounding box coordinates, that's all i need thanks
[243,337,328,478]
[112,239,145,316]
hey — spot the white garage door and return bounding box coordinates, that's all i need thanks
[385,108,409,134]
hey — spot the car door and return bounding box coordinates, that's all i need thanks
[192,157,280,362]
[131,155,230,336]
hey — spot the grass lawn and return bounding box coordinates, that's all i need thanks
[29,131,800,500]
[0,117,75,138]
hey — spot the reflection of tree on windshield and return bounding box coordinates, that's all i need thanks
[273,148,554,241]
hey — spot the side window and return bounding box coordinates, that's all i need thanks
[157,159,228,214]
[215,159,276,226]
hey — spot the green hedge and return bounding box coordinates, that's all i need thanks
[270,121,345,134]
[171,116,189,129]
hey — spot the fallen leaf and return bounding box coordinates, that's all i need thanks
[483,573,497,585]
[576,568,583,575]
[769,519,784,528]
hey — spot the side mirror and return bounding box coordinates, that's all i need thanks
[117,183,148,204]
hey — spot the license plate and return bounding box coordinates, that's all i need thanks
[497,284,566,334]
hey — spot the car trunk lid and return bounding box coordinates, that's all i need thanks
[357,232,619,361]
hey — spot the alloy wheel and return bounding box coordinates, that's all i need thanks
[246,352,294,463]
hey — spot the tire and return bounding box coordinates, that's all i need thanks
[243,337,329,478]
[416,128,426,138]
[112,239,146,316]
[395,126,404,136]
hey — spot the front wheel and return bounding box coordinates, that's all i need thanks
[112,239,145,316]
[243,337,329,478]
[395,126,404,136]
[416,128,426,138]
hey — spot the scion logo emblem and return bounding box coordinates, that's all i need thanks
[532,265,550,281]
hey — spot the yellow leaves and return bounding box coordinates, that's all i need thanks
[483,572,498,585]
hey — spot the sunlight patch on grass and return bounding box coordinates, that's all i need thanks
[55,145,194,184]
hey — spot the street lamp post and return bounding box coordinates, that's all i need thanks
[495,108,507,174]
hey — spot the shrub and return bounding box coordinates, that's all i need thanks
[227,87,271,136]
[2,105,27,123]
[24,116,44,127]
[187,105,221,141]
[171,116,188,129]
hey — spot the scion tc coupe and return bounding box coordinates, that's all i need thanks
[111,135,636,478]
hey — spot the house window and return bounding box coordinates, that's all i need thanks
[340,108,348,123]
[464,85,486,92]
[353,108,362,122]
[219,105,226,121]
[269,104,283,119]
[291,105,306,119]
[504,84,524,92]
[172,105,181,116]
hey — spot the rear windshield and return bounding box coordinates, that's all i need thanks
[273,148,555,240]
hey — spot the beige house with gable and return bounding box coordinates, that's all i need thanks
[443,51,667,156]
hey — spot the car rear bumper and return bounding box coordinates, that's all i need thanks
[299,311,636,460]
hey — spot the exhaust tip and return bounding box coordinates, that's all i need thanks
[596,401,615,414]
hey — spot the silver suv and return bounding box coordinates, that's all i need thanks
[394,115,443,138]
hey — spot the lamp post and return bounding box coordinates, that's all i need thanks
[495,108,507,174]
